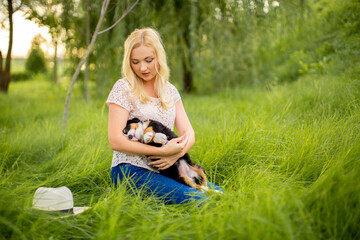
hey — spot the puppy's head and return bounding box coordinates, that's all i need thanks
[123,118,144,141]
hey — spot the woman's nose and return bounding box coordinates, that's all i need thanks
[140,62,147,71]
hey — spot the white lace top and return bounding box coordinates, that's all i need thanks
[106,78,181,172]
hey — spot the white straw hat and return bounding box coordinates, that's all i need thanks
[32,186,89,215]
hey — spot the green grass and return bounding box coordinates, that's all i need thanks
[1,66,359,239]
[1,1,358,238]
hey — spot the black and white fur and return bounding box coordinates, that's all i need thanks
[123,118,210,192]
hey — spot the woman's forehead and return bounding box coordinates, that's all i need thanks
[131,45,155,59]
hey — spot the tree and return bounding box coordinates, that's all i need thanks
[0,0,23,93]
[84,0,91,102]
[174,0,196,93]
[25,0,64,83]
[25,34,47,74]
[62,0,139,133]
[154,0,198,92]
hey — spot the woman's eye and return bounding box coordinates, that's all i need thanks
[132,61,139,64]
[146,59,153,63]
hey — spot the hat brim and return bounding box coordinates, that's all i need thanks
[73,207,90,215]
[32,206,90,218]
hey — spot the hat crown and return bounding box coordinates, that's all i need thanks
[32,186,74,211]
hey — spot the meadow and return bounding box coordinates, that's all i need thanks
[1,1,359,238]
[1,60,359,239]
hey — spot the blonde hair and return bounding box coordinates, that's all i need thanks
[122,28,171,108]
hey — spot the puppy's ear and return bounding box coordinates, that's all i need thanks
[127,118,141,124]
[123,125,130,134]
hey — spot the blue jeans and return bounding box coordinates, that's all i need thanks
[111,164,223,204]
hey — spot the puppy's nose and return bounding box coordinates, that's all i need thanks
[128,135,133,139]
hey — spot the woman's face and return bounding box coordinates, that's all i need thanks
[130,45,158,83]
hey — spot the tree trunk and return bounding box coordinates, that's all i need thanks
[62,0,139,132]
[0,0,14,93]
[52,38,58,83]
[182,55,193,93]
[0,72,10,92]
[63,0,110,133]
[181,29,194,93]
[0,51,4,87]
[84,0,90,103]
[179,0,196,93]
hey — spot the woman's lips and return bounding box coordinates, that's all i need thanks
[142,72,150,77]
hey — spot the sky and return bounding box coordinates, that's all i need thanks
[0,11,65,58]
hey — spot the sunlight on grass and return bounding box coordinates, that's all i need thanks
[1,71,359,239]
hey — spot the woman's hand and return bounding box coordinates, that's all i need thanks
[148,135,189,170]
[148,153,182,170]
[159,135,189,156]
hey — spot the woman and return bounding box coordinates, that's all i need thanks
[107,28,221,204]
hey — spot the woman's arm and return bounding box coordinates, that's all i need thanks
[108,103,187,156]
[148,100,195,170]
[174,99,195,153]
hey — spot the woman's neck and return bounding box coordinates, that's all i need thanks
[143,77,158,98]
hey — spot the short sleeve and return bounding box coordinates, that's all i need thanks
[168,83,181,103]
[106,79,133,112]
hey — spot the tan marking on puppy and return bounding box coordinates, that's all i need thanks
[144,126,154,134]
[130,123,139,130]
[179,172,199,190]
[143,126,155,143]
[189,165,208,187]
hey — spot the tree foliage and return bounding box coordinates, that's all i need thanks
[11,0,360,96]
[25,34,47,74]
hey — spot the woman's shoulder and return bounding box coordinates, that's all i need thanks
[166,81,179,93]
[107,78,131,100]
[114,78,131,89]
[106,78,133,110]
[166,81,181,102]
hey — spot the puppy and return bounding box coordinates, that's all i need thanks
[123,118,209,192]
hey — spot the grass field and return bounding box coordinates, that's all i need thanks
[1,1,359,238]
[1,62,359,239]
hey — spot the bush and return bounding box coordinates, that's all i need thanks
[11,72,31,82]
[25,47,47,74]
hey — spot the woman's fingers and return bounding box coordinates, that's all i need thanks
[169,135,184,144]
[180,134,189,146]
[174,135,189,148]
[148,159,168,169]
[162,135,187,156]
[148,155,179,170]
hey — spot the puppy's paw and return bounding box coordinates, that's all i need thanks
[200,186,209,193]
[200,185,223,195]
[143,132,154,143]
[212,189,223,194]
[153,133,168,145]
